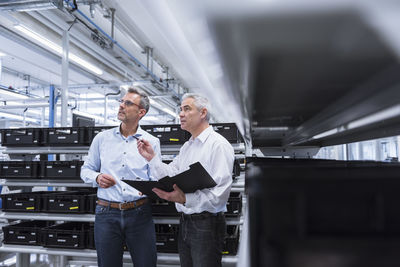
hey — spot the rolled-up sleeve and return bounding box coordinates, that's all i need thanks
[80,134,102,187]
[149,150,181,179]
[183,143,234,210]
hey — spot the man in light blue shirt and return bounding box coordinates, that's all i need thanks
[81,87,160,267]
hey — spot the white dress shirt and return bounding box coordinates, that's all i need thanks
[149,125,234,214]
[81,125,161,202]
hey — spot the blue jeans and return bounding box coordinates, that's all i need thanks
[94,202,157,267]
[178,213,226,267]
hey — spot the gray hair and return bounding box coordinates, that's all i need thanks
[127,87,150,113]
[182,93,211,121]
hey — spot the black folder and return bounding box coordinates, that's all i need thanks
[122,162,216,199]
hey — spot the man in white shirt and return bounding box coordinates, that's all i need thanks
[137,93,235,267]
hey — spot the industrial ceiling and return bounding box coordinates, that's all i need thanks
[2,0,400,152]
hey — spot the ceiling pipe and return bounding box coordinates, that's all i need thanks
[63,0,180,99]
[110,8,115,41]
[61,29,69,127]
[31,8,181,110]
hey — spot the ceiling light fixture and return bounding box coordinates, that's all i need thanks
[161,107,178,118]
[311,128,339,140]
[0,89,30,99]
[81,92,105,98]
[149,99,179,118]
[347,104,400,130]
[0,51,6,57]
[0,111,38,123]
[14,24,103,75]
[142,116,160,121]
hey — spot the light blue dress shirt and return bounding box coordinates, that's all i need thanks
[81,125,161,202]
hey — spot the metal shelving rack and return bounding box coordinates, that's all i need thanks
[0,245,238,266]
[0,135,245,267]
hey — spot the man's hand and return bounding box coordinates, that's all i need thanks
[152,184,186,204]
[96,173,116,188]
[137,139,156,162]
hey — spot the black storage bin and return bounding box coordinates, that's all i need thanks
[40,161,83,179]
[246,157,400,267]
[232,159,241,178]
[2,220,55,246]
[0,128,42,146]
[1,191,59,212]
[223,225,240,255]
[151,199,179,216]
[42,191,94,213]
[226,192,242,217]
[141,124,189,144]
[87,193,97,214]
[211,123,242,143]
[42,222,91,249]
[155,224,179,253]
[0,161,40,179]
[42,127,85,145]
[86,126,114,145]
[87,224,95,249]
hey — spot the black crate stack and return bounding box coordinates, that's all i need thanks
[0,124,243,254]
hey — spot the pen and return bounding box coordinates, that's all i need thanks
[133,135,142,142]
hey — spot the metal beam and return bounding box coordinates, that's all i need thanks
[61,30,69,126]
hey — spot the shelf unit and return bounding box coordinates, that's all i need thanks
[0,245,238,266]
[0,125,246,267]
[0,212,243,225]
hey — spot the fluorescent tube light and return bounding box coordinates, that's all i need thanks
[312,128,339,140]
[14,24,103,75]
[81,92,105,98]
[149,99,179,118]
[0,111,37,123]
[161,107,178,118]
[69,54,103,75]
[0,89,30,99]
[347,104,400,130]
[128,36,142,50]
[266,127,289,131]
[4,100,48,107]
[311,104,400,140]
[142,116,160,121]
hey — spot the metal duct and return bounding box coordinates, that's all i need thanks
[0,0,102,12]
[0,0,63,12]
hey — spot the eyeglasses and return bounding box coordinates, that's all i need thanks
[117,99,142,109]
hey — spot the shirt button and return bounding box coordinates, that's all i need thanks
[122,164,125,167]
[124,152,126,154]
[123,189,125,191]
[126,140,128,143]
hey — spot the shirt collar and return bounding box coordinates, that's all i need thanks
[114,123,143,138]
[191,125,213,144]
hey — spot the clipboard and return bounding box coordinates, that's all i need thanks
[122,162,216,199]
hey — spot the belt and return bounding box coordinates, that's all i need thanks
[180,211,224,220]
[96,198,148,210]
